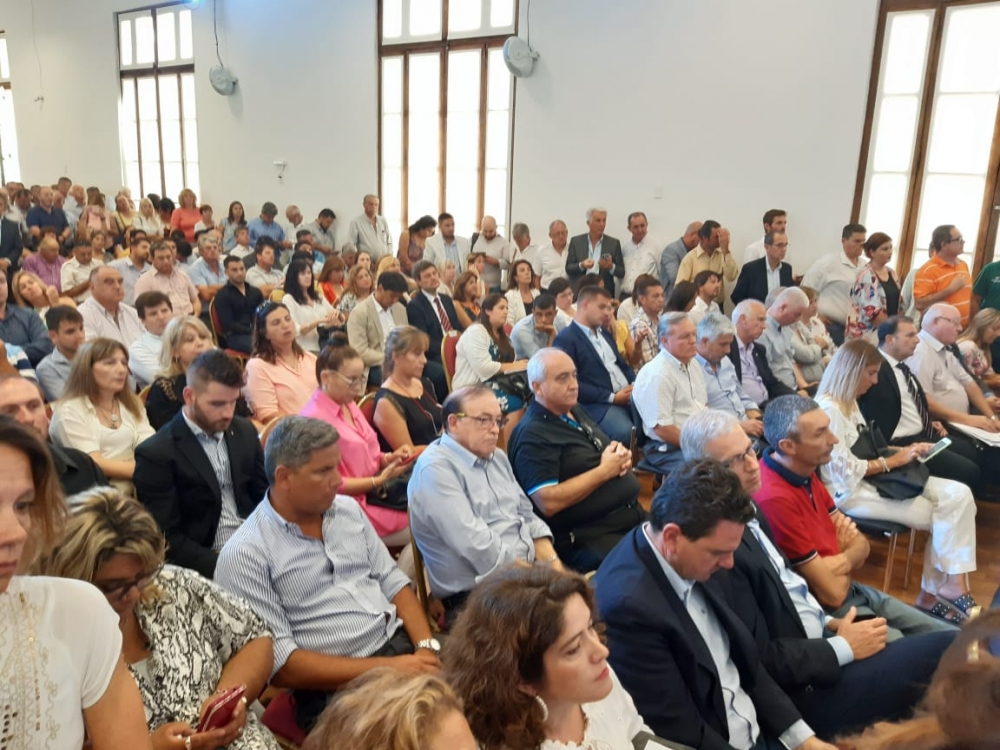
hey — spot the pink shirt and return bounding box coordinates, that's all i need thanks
[170,207,202,242]
[243,352,318,423]
[22,253,66,291]
[299,389,407,537]
[133,268,198,317]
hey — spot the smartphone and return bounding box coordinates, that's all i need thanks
[401,453,417,465]
[917,436,952,464]
[853,613,878,622]
[197,685,246,733]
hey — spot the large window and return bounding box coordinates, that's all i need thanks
[0,32,21,184]
[117,4,199,200]
[380,0,516,240]
[855,0,1000,277]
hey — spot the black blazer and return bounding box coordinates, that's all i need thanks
[0,217,23,272]
[407,292,463,364]
[593,528,802,750]
[728,338,796,405]
[731,258,794,305]
[565,233,624,292]
[134,412,267,578]
[553,321,635,422]
[858,358,931,442]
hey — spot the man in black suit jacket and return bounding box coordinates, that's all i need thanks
[731,231,794,305]
[406,260,463,397]
[0,194,23,276]
[680,410,953,740]
[564,208,624,293]
[594,460,833,750]
[134,350,267,578]
[728,299,796,408]
[858,316,983,490]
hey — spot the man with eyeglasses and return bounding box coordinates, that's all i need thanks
[732,230,795,305]
[134,350,267,579]
[408,384,559,627]
[913,225,973,326]
[507,348,643,574]
[679,409,954,740]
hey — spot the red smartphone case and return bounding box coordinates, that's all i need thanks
[197,685,246,733]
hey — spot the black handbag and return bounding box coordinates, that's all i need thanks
[366,469,413,512]
[489,371,530,401]
[850,421,929,500]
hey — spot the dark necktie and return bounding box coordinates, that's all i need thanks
[433,296,452,333]
[897,362,933,440]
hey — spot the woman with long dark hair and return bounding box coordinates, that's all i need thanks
[282,258,343,353]
[221,200,247,252]
[397,215,438,276]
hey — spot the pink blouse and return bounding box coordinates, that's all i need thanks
[243,352,318,423]
[298,389,407,538]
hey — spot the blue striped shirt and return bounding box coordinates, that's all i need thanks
[215,493,411,675]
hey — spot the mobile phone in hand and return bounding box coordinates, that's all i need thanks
[197,685,246,733]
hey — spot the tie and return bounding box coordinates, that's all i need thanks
[897,362,933,440]
[433,296,452,333]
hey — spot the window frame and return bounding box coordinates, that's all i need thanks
[377,0,518,236]
[0,30,19,185]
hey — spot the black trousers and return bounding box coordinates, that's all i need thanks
[892,430,982,491]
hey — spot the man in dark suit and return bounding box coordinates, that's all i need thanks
[731,231,794,305]
[553,285,636,443]
[594,460,835,750]
[134,350,267,578]
[564,207,624,294]
[0,191,23,277]
[407,259,463,397]
[680,410,953,740]
[858,315,983,490]
[728,299,796,408]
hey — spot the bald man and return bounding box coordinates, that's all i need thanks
[471,215,510,292]
[537,219,570,290]
[348,194,393,263]
[660,221,702,297]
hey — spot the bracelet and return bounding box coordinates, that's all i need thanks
[371,476,377,489]
[541,554,558,564]
[878,457,890,474]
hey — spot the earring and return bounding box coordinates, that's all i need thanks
[535,694,549,723]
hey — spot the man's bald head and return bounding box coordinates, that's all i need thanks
[922,303,963,345]
[481,215,497,240]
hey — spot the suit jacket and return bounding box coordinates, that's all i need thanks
[406,291,463,364]
[347,295,409,379]
[134,413,267,578]
[0,217,23,271]
[593,528,802,749]
[858,358,931,442]
[553,322,635,422]
[728,338,796,405]
[731,258,794,305]
[565,233,624,293]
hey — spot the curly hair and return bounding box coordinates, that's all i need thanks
[443,565,598,750]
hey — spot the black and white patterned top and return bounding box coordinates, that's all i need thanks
[131,565,279,750]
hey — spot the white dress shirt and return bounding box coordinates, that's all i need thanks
[879,349,925,440]
[800,250,862,325]
[128,329,163,387]
[472,234,510,290]
[743,236,766,265]
[688,296,721,326]
[78,297,144,348]
[632,349,707,443]
[621,237,661,294]
[536,243,570,290]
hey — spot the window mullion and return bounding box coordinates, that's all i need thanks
[402,53,410,228]
[476,44,488,229]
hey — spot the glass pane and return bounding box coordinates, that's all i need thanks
[137,77,158,120]
[141,161,162,197]
[180,74,197,117]
[882,12,932,95]
[409,54,440,113]
[382,114,403,168]
[119,20,133,68]
[135,14,155,66]
[0,89,19,182]
[916,174,986,252]
[184,162,200,198]
[484,110,509,169]
[158,74,179,120]
[121,79,137,123]
[863,173,909,253]
[445,168,478,234]
[382,167,403,224]
[120,121,139,163]
[408,113,439,172]
[448,50,481,113]
[872,96,919,172]
[178,10,193,60]
[156,11,177,63]
[484,168,507,225]
[382,57,403,114]
[383,0,403,40]
[163,162,183,202]
[490,0,515,28]
[183,119,199,162]
[0,39,7,81]
[450,0,482,32]
[408,170,438,221]
[926,94,998,174]
[161,119,182,162]
[939,3,1000,94]
[409,0,442,37]
[487,49,511,111]
[140,120,161,161]
[447,112,479,169]
[125,161,141,196]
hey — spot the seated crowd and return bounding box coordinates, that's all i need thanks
[3,179,999,750]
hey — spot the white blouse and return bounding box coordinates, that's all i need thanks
[1,577,122,749]
[505,288,540,327]
[816,395,881,504]
[453,323,503,389]
[283,294,336,353]
[540,669,650,750]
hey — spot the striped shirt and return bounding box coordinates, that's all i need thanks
[215,494,411,675]
[180,411,240,550]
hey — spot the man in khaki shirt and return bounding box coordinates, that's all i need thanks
[675,220,739,303]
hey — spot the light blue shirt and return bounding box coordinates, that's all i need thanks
[180,410,240,550]
[108,258,151,306]
[247,217,286,246]
[188,257,227,288]
[586,235,604,275]
[511,312,568,360]
[35,348,72,401]
[216,494,411,675]
[696,353,758,419]
[759,316,797,390]
[572,320,628,396]
[408,434,552,599]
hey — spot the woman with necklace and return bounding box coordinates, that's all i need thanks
[243,301,319,424]
[50,337,154,498]
[846,232,901,342]
[505,259,541,327]
[373,326,444,452]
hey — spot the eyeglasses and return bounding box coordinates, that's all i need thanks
[330,370,366,388]
[94,563,163,600]
[722,443,757,470]
[455,412,507,430]
[947,237,965,245]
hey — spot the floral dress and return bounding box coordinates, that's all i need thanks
[846,263,899,342]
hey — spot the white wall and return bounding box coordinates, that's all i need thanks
[0,0,878,267]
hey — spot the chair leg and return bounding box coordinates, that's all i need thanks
[882,531,898,592]
[903,529,917,591]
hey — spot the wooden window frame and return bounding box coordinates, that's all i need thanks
[0,31,15,185]
[377,0,518,232]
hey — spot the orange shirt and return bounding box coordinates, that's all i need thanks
[913,254,972,324]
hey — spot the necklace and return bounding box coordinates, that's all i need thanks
[95,398,120,427]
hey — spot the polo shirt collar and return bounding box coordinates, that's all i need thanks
[762,449,812,488]
[840,249,860,268]
[660,348,690,372]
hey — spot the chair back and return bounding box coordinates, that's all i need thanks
[269,289,285,303]
[409,511,433,625]
[259,415,287,449]
[208,295,224,342]
[358,391,377,427]
[138,385,151,404]
[442,330,460,391]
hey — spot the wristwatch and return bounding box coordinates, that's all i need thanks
[416,637,442,654]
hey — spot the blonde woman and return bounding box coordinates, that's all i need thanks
[336,264,374,319]
[1,420,149,749]
[133,197,165,238]
[50,337,154,497]
[170,188,201,242]
[112,192,137,237]
[373,325,443,452]
[37,489,278,750]
[957,308,1000,391]
[12,268,76,319]
[816,339,978,622]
